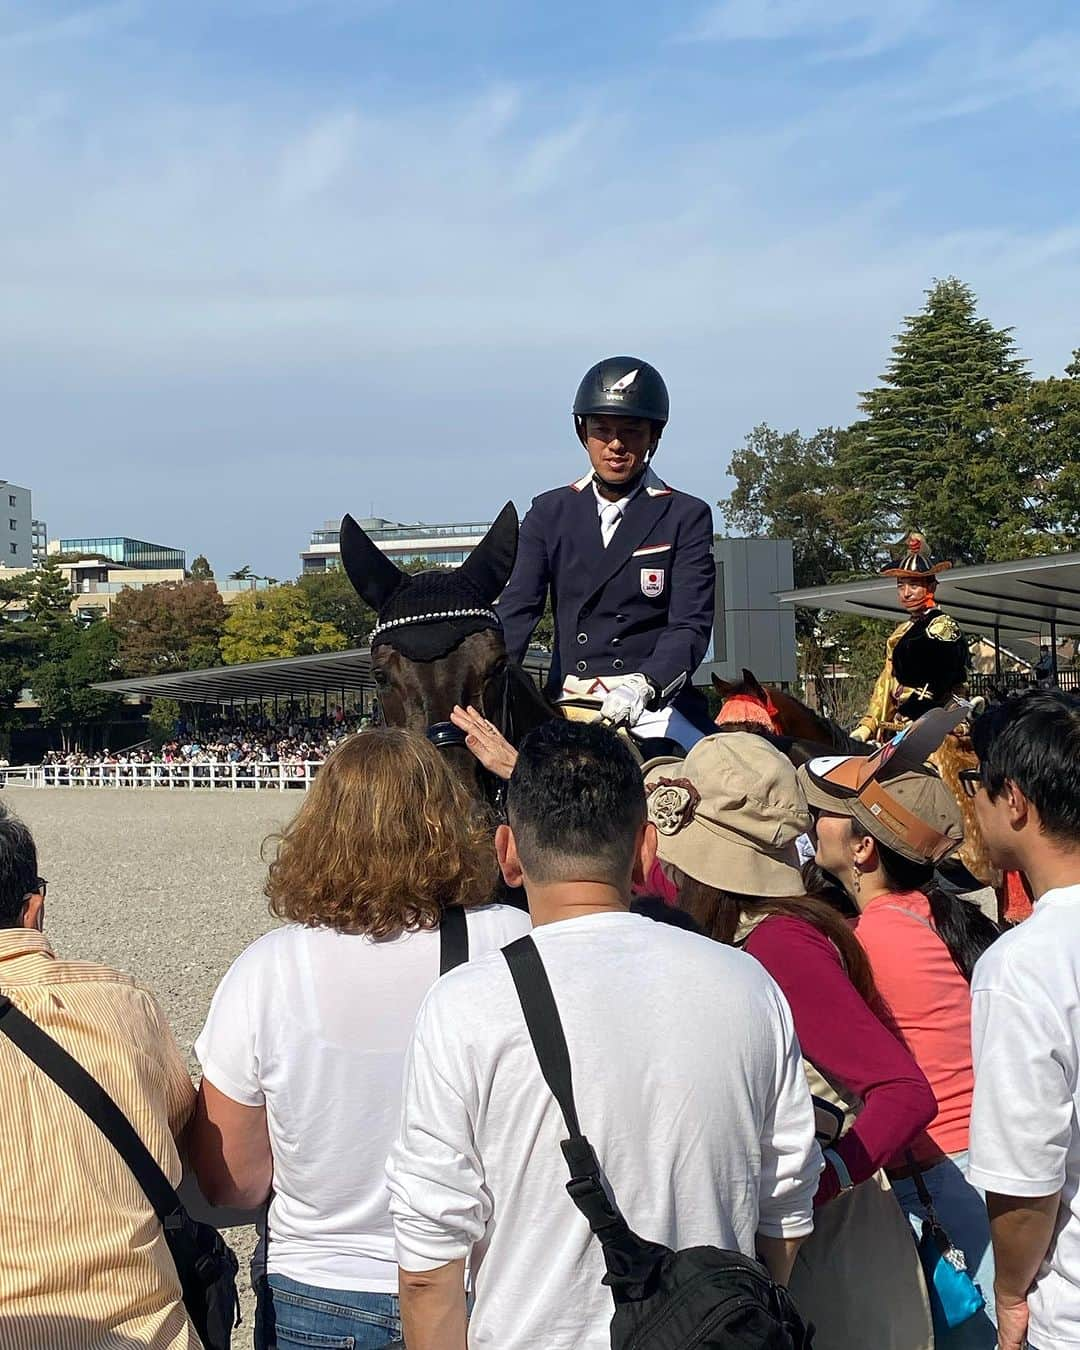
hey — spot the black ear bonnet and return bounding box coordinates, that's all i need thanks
[340,502,519,663]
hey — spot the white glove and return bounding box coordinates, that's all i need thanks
[600,673,653,728]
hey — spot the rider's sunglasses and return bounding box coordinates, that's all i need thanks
[24,877,46,900]
[957,769,982,799]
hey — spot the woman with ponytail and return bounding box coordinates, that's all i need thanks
[803,757,1000,1349]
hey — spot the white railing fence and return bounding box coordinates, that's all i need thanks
[25,761,322,791]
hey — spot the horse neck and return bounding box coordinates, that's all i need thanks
[767,688,847,749]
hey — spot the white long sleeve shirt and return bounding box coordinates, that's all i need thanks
[387,910,821,1350]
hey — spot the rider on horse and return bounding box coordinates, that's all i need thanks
[851,532,969,745]
[496,356,715,750]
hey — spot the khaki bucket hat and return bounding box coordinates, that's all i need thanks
[642,732,810,898]
[799,760,962,865]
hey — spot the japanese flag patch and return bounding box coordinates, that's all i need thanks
[641,567,665,598]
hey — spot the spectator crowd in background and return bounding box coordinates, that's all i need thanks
[1,689,1079,1350]
[39,708,372,784]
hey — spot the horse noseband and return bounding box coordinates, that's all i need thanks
[426,721,469,751]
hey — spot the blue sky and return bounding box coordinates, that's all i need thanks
[4,0,1080,579]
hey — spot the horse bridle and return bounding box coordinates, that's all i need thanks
[369,605,506,757]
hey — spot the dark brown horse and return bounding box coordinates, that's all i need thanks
[711,668,867,762]
[339,503,553,806]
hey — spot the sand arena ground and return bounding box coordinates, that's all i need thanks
[6,785,297,1346]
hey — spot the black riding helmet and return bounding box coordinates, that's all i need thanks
[573,356,669,453]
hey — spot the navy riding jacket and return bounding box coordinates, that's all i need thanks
[497,468,715,698]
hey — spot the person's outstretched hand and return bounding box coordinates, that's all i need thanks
[450,706,518,781]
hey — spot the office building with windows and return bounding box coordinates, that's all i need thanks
[56,536,186,570]
[1,481,34,569]
[31,519,48,565]
[301,517,493,574]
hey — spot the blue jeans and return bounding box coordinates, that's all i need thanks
[260,1274,401,1349]
[891,1150,997,1349]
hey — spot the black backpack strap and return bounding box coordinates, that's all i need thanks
[0,993,182,1226]
[439,905,469,975]
[502,936,630,1246]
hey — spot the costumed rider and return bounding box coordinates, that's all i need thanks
[851,532,969,745]
[497,356,715,749]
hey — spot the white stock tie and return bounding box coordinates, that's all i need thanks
[599,501,623,548]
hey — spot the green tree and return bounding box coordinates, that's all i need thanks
[25,557,73,648]
[32,619,121,751]
[220,585,349,664]
[229,564,252,582]
[108,581,228,675]
[147,697,183,748]
[719,422,886,704]
[834,278,1030,566]
[189,554,214,580]
[991,349,1080,556]
[297,568,375,647]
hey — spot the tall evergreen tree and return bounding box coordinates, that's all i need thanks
[834,278,1029,565]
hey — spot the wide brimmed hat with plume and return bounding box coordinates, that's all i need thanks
[881,531,952,579]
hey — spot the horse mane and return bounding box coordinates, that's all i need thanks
[488,658,558,746]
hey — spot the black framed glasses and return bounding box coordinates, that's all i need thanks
[958,769,982,799]
[23,877,46,900]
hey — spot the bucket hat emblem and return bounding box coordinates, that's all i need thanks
[644,776,701,836]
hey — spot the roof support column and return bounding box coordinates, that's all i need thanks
[994,622,1002,681]
[1051,618,1059,687]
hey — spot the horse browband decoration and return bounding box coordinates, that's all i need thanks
[369,607,501,645]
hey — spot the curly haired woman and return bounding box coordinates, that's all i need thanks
[189,728,530,1349]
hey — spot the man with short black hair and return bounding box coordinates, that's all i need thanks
[966,690,1080,1350]
[387,721,820,1350]
[0,808,198,1348]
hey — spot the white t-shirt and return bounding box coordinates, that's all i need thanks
[387,910,821,1350]
[194,904,532,1292]
[969,884,1080,1350]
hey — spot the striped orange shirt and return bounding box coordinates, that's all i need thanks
[0,928,199,1350]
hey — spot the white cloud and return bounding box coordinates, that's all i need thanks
[4,5,1080,574]
[683,0,934,50]
[0,0,140,50]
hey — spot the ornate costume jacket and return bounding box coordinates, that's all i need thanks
[857,606,968,738]
[497,468,715,698]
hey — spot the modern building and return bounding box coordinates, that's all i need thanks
[55,536,186,571]
[31,519,48,565]
[0,557,268,624]
[301,517,493,574]
[700,537,798,685]
[1,481,34,569]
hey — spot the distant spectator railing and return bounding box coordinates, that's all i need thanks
[30,761,322,791]
[969,670,1080,697]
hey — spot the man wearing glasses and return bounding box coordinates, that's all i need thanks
[497,356,715,750]
[0,809,199,1348]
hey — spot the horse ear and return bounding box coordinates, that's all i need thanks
[340,513,405,614]
[742,668,768,700]
[712,674,733,697]
[457,502,519,604]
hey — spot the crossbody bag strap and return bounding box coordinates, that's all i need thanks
[502,936,630,1245]
[0,993,182,1225]
[439,905,469,975]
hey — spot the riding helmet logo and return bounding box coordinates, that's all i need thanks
[607,368,639,400]
[641,567,665,597]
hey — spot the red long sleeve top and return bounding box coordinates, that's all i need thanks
[744,914,936,1205]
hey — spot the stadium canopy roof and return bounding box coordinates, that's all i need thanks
[778,550,1080,639]
[95,646,554,704]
